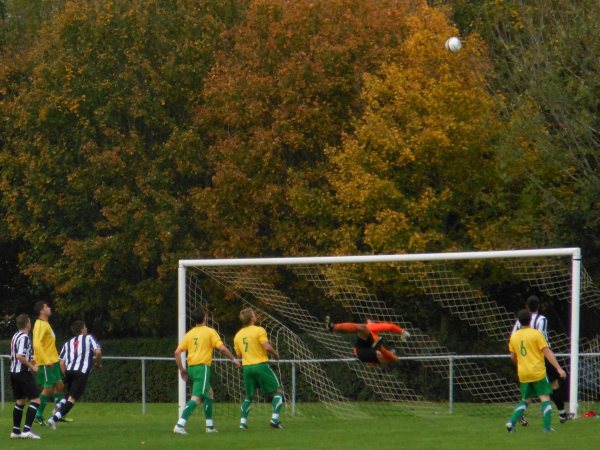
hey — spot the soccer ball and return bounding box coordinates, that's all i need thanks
[445,36,462,53]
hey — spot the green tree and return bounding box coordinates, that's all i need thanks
[0,0,248,335]
[440,0,600,271]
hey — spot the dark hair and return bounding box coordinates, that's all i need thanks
[518,309,532,326]
[191,308,206,325]
[526,295,540,312]
[71,320,86,335]
[33,301,47,315]
[16,313,30,330]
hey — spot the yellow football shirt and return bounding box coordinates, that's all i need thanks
[234,325,270,366]
[33,319,59,365]
[508,327,548,382]
[177,325,223,366]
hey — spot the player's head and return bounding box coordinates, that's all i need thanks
[526,295,540,312]
[71,320,87,336]
[518,309,532,327]
[16,313,31,331]
[190,308,206,325]
[239,308,256,326]
[33,301,51,318]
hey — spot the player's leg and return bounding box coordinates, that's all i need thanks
[11,399,26,438]
[196,366,216,432]
[20,372,41,438]
[375,346,398,365]
[173,365,202,434]
[48,372,85,428]
[35,366,52,424]
[240,365,257,429]
[506,383,532,432]
[533,377,555,431]
[256,363,284,429]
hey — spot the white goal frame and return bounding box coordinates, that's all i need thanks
[178,248,582,415]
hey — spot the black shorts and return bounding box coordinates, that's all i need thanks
[10,372,39,400]
[64,370,89,400]
[355,335,379,364]
[545,360,560,383]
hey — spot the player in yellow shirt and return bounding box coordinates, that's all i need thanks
[173,308,239,435]
[506,309,566,433]
[32,301,65,425]
[234,308,284,430]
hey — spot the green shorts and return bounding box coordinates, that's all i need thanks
[188,364,211,399]
[520,376,552,400]
[243,363,281,398]
[37,363,62,388]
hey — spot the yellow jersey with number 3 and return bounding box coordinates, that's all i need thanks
[177,325,223,366]
[508,326,548,382]
[234,325,270,366]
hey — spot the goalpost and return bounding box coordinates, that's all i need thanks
[178,248,583,417]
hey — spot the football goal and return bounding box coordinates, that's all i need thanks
[178,248,598,418]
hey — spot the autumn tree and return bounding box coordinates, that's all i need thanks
[327,4,500,255]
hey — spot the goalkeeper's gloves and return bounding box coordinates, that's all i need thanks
[401,330,410,342]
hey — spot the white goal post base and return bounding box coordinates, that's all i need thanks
[178,248,581,416]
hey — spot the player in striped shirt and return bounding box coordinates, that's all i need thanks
[32,301,65,425]
[46,320,102,429]
[234,308,284,430]
[173,308,240,435]
[511,296,574,425]
[9,314,42,439]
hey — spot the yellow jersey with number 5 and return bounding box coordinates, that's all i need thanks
[234,325,270,366]
[177,325,223,366]
[508,327,548,382]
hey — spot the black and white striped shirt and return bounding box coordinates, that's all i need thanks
[59,334,101,374]
[512,313,549,345]
[10,331,33,373]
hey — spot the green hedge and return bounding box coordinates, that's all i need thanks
[1,337,480,403]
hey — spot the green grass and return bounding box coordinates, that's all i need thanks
[1,402,598,450]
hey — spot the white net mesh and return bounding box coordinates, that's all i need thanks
[181,252,600,418]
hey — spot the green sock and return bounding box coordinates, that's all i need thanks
[53,393,65,411]
[37,394,50,417]
[541,401,552,429]
[509,400,528,425]
[241,399,252,420]
[181,400,197,421]
[203,398,213,421]
[271,393,283,422]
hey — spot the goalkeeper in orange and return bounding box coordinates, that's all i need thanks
[325,316,409,365]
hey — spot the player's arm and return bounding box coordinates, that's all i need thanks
[262,341,280,360]
[94,348,103,369]
[16,354,38,373]
[542,347,567,378]
[259,327,279,360]
[174,347,188,381]
[234,338,242,358]
[218,344,241,368]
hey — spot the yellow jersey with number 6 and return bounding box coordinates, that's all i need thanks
[508,327,548,382]
[234,325,270,366]
[177,325,223,366]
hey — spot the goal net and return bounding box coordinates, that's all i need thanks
[178,248,600,419]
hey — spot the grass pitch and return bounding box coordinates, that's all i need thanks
[1,402,598,450]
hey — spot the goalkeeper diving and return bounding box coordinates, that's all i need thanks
[325,316,410,365]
